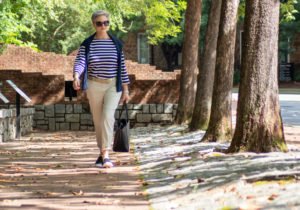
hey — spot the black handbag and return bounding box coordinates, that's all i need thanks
[113,103,130,152]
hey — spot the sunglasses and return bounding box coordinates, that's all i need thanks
[95,20,110,27]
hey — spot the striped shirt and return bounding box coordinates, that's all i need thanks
[73,39,130,84]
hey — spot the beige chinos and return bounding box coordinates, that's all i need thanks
[86,79,122,151]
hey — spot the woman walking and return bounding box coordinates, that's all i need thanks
[73,10,130,168]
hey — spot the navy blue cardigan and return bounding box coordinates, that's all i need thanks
[80,32,124,92]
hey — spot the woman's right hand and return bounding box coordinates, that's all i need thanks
[73,77,81,90]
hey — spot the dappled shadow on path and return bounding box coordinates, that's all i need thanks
[0,131,148,210]
[132,125,300,210]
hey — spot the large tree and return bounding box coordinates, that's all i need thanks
[201,0,239,142]
[190,0,222,131]
[175,0,202,124]
[228,0,287,153]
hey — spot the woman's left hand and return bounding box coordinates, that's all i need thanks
[119,92,130,104]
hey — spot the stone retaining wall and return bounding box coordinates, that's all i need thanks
[0,107,35,142]
[33,103,177,131]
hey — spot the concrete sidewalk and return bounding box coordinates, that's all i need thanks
[132,125,300,210]
[0,131,149,210]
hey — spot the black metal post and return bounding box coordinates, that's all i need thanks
[16,92,21,139]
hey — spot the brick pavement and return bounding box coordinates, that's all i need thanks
[0,131,149,210]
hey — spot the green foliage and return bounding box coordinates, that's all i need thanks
[238,0,298,22]
[280,0,298,23]
[279,1,300,62]
[0,0,38,49]
[0,0,187,54]
[144,0,186,45]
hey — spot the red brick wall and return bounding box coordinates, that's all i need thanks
[123,32,138,62]
[0,45,181,105]
[0,70,65,105]
[0,71,180,105]
[0,45,74,80]
[123,32,169,70]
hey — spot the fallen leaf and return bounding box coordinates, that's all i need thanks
[70,190,84,196]
[268,194,278,200]
[197,177,205,183]
[174,174,185,179]
[246,195,255,199]
[229,187,236,192]
[142,181,149,186]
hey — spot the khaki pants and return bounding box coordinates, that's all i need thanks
[86,79,122,151]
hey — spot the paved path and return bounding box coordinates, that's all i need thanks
[132,125,300,210]
[0,131,149,210]
[0,93,299,210]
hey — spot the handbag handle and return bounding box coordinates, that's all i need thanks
[118,102,129,121]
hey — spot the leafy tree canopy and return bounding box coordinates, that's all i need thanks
[0,0,186,54]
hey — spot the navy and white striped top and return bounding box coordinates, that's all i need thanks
[73,39,130,84]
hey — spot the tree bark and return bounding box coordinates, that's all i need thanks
[190,0,222,131]
[228,0,287,153]
[175,0,202,124]
[201,0,239,142]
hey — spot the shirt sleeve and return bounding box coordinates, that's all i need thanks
[121,51,130,84]
[73,45,86,77]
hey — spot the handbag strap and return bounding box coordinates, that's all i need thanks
[118,103,129,121]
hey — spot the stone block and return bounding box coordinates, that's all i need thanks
[142,104,150,113]
[81,119,93,126]
[49,118,55,131]
[55,117,65,122]
[82,103,90,113]
[152,114,173,122]
[157,104,164,113]
[45,105,55,117]
[150,104,156,114]
[127,104,134,109]
[71,123,80,130]
[36,120,47,125]
[128,110,140,120]
[56,123,60,130]
[173,110,177,117]
[65,114,80,123]
[80,126,88,130]
[35,105,45,111]
[66,104,73,113]
[55,113,65,117]
[0,121,4,134]
[74,104,82,113]
[164,103,173,114]
[59,123,70,130]
[133,104,143,110]
[34,111,44,120]
[136,114,151,123]
[0,111,4,119]
[36,125,48,130]
[55,104,65,114]
[80,114,92,120]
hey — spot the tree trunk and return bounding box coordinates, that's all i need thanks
[175,0,202,124]
[228,0,287,153]
[201,0,239,142]
[190,0,222,131]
